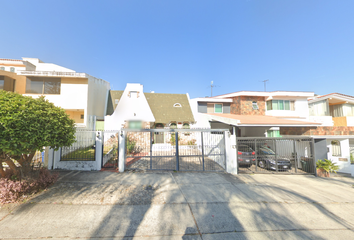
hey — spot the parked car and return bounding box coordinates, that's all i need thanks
[257,146,292,171]
[237,144,256,168]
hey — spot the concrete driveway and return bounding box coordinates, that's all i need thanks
[1,171,354,239]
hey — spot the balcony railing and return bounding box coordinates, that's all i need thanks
[17,70,87,78]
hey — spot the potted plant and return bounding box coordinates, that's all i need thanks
[316,159,339,177]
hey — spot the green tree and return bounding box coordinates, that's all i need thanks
[0,91,76,177]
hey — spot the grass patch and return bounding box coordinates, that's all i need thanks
[61,146,95,161]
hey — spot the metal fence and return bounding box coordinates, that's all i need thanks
[60,131,96,161]
[237,137,315,174]
[124,129,227,172]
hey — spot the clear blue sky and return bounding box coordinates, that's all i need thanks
[1,0,353,98]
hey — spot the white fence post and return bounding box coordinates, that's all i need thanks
[95,131,103,171]
[225,130,237,175]
[47,147,54,170]
[53,148,61,170]
[118,130,126,172]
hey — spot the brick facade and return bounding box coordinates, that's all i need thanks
[230,96,266,115]
[280,126,354,136]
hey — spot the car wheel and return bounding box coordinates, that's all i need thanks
[258,161,265,168]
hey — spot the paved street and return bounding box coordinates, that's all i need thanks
[1,171,354,239]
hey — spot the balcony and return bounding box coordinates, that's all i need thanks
[17,70,87,78]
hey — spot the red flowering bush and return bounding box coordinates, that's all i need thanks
[0,168,58,205]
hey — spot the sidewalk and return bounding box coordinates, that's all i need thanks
[1,171,354,239]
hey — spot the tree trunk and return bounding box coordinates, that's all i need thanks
[5,157,19,176]
[0,160,5,178]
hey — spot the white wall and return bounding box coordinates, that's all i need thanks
[189,99,212,129]
[105,83,155,131]
[87,75,110,120]
[347,117,354,126]
[326,138,351,174]
[309,116,334,126]
[265,98,310,118]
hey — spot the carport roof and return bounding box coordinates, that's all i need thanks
[207,113,321,126]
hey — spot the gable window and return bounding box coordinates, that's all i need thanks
[25,77,61,94]
[331,140,341,157]
[183,123,190,129]
[173,103,182,107]
[114,99,119,104]
[129,91,138,98]
[170,122,177,129]
[10,67,15,72]
[267,100,295,111]
[252,101,258,110]
[128,121,142,129]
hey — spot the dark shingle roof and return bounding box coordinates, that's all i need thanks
[106,90,195,123]
[106,90,123,115]
[145,93,195,123]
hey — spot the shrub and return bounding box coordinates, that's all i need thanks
[316,159,339,173]
[187,139,197,145]
[0,168,58,205]
[170,134,181,145]
[126,136,137,154]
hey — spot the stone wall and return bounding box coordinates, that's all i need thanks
[230,96,266,115]
[280,126,354,136]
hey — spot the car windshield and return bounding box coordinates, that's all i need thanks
[239,145,254,152]
[259,147,276,155]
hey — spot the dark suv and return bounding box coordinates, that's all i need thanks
[237,144,256,168]
[257,146,292,171]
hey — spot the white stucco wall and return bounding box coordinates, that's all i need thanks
[309,116,334,126]
[346,117,354,126]
[87,76,110,120]
[105,83,155,131]
[265,98,310,118]
[326,138,351,174]
[189,99,212,129]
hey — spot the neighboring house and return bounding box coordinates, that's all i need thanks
[104,83,195,143]
[191,91,320,137]
[280,93,354,174]
[0,57,110,129]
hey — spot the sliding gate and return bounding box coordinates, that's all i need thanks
[124,129,227,172]
[237,137,316,175]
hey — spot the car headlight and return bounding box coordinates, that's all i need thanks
[269,160,276,164]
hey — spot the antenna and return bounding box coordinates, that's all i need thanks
[209,81,220,97]
[260,79,269,92]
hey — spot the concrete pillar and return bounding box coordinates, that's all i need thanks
[53,148,61,170]
[95,131,103,171]
[46,147,55,170]
[118,131,126,172]
[225,131,237,175]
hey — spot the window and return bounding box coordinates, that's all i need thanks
[10,67,15,72]
[0,67,5,71]
[173,103,182,107]
[130,91,138,98]
[114,99,119,104]
[267,100,295,111]
[0,80,4,90]
[252,101,258,110]
[170,122,177,129]
[128,121,142,129]
[182,123,190,129]
[80,114,84,119]
[331,140,341,157]
[26,77,61,94]
[267,130,281,137]
[214,104,223,113]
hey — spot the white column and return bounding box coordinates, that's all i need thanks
[46,147,55,170]
[118,131,126,172]
[225,130,237,174]
[53,148,61,170]
[95,131,103,171]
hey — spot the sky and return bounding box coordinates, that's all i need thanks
[1,0,354,98]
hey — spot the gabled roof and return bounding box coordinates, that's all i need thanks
[106,90,195,123]
[106,90,123,115]
[145,93,195,123]
[308,93,354,104]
